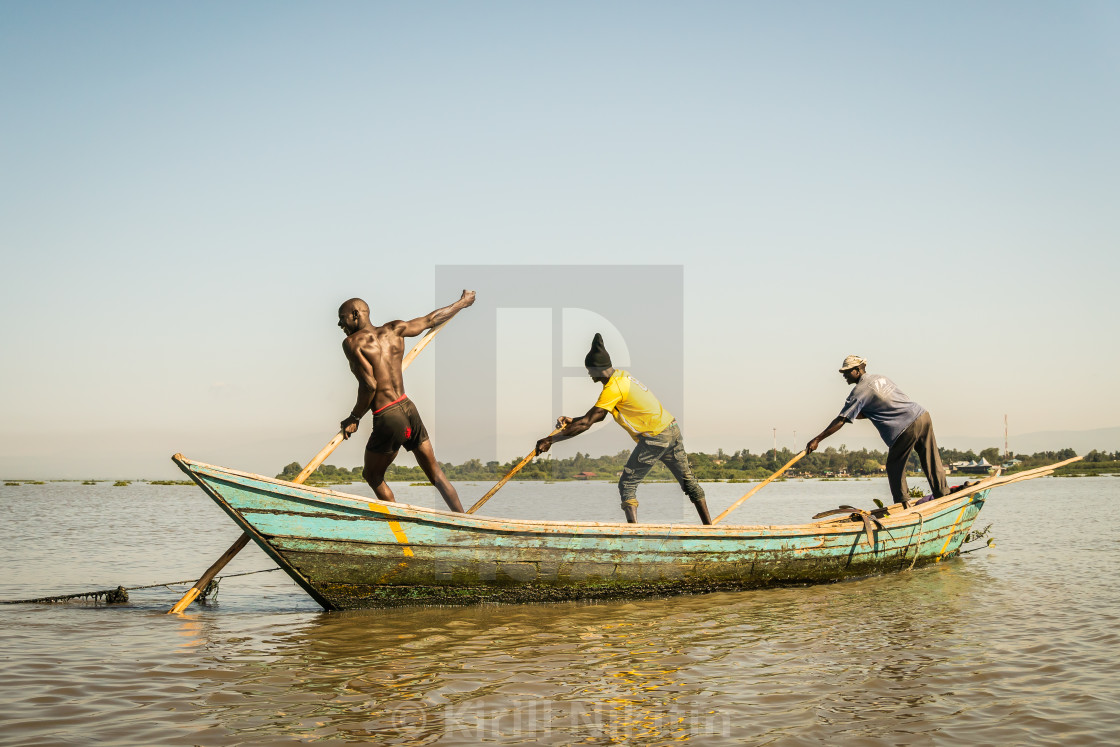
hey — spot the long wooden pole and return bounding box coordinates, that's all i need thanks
[466,427,563,515]
[713,450,806,525]
[947,454,1082,498]
[168,322,449,614]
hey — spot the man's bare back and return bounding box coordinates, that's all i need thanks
[340,321,410,413]
[334,291,475,510]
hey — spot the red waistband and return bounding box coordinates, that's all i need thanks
[372,394,408,415]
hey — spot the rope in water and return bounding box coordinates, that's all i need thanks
[906,513,926,571]
[0,567,281,605]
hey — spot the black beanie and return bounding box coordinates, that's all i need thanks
[584,333,612,369]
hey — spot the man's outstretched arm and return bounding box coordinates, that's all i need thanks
[397,290,476,337]
[536,406,609,454]
[805,416,847,455]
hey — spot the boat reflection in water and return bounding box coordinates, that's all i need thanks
[167,559,995,744]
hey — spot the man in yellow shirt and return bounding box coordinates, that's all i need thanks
[536,334,711,525]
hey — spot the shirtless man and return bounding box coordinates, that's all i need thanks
[337,290,475,511]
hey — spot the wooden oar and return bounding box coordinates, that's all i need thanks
[401,318,449,368]
[466,427,563,515]
[813,455,1086,525]
[168,322,449,614]
[713,450,806,525]
[945,455,1083,500]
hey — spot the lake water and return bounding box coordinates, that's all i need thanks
[2,475,1119,745]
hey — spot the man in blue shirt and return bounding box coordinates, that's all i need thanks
[805,355,949,506]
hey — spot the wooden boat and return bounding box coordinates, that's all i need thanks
[172,454,1079,611]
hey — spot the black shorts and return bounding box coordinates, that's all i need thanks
[367,396,428,454]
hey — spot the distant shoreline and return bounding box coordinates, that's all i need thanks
[10,472,1119,487]
[5,447,1118,485]
[273,445,1118,487]
[1,479,195,486]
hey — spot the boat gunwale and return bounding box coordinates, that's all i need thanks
[175,454,983,539]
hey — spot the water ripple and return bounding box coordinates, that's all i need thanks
[2,478,1120,744]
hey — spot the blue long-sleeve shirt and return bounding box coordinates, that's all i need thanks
[838,374,925,446]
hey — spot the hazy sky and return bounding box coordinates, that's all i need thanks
[2,1,1118,477]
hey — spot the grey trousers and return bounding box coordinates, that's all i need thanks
[618,422,705,508]
[886,411,949,502]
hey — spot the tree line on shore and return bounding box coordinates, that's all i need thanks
[277,446,1117,486]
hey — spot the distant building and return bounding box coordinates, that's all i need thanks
[957,458,996,475]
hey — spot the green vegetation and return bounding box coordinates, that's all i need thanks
[275,462,365,486]
[1043,450,1120,476]
[276,445,1113,486]
[3,445,1113,489]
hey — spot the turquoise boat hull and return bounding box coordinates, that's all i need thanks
[174,455,989,610]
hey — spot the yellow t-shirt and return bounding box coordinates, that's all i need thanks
[593,369,675,441]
